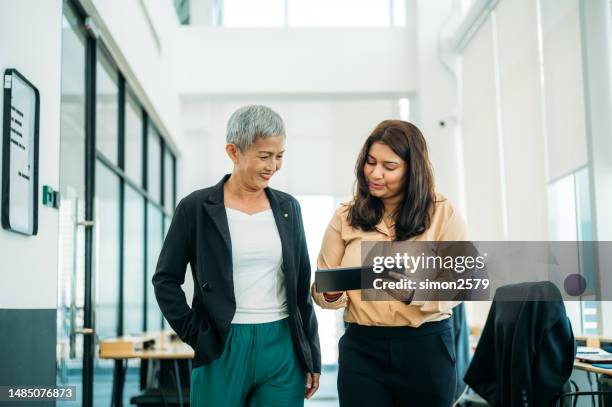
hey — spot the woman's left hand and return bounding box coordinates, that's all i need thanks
[305,372,320,399]
[386,270,416,302]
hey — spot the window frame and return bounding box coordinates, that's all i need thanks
[62,0,178,402]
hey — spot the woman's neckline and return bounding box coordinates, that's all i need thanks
[225,207,272,217]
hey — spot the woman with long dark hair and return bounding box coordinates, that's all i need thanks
[312,120,466,406]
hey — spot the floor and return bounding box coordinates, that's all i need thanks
[305,366,339,407]
[58,364,339,406]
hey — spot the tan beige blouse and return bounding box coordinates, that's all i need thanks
[311,193,467,327]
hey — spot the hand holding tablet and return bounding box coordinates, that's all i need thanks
[314,266,364,293]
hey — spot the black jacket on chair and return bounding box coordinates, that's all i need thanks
[152,174,321,373]
[464,282,576,407]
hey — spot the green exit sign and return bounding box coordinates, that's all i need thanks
[42,185,59,209]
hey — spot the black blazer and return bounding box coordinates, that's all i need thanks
[464,282,576,406]
[152,174,321,372]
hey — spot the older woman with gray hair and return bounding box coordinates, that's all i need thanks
[153,105,321,406]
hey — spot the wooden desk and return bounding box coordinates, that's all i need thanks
[574,361,612,377]
[104,344,194,360]
[99,331,193,407]
[574,335,612,377]
[99,339,194,360]
[99,330,194,359]
[575,335,612,349]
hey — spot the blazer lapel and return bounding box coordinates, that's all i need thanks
[267,188,297,296]
[202,175,232,255]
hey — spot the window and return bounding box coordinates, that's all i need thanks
[218,0,407,27]
[92,160,121,407]
[57,3,88,401]
[548,167,598,335]
[164,148,176,210]
[164,215,171,238]
[461,0,477,16]
[58,3,178,404]
[124,89,143,185]
[123,186,145,334]
[161,214,172,330]
[147,127,162,202]
[96,49,119,164]
[295,195,350,368]
[288,0,391,27]
[146,204,164,332]
[398,98,410,121]
[223,0,285,27]
[174,0,191,25]
[94,162,120,339]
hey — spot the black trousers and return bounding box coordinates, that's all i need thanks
[337,318,457,407]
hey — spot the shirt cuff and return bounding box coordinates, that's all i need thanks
[311,283,348,310]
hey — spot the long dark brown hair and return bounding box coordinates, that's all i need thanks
[347,120,436,241]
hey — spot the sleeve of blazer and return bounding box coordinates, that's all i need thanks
[294,200,322,373]
[152,198,197,346]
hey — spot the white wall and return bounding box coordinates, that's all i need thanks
[454,0,570,241]
[175,0,467,209]
[460,17,506,241]
[172,27,417,96]
[414,0,465,213]
[0,0,63,309]
[180,98,405,196]
[495,0,548,240]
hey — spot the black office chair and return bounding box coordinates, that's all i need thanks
[462,282,576,406]
[551,378,612,407]
[130,359,191,406]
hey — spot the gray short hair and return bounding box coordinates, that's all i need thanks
[226,105,286,150]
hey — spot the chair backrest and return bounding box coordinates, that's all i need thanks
[464,282,576,406]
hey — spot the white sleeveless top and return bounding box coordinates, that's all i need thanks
[226,208,289,324]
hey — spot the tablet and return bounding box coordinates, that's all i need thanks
[315,266,365,292]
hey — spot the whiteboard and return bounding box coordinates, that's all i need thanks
[2,69,39,236]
